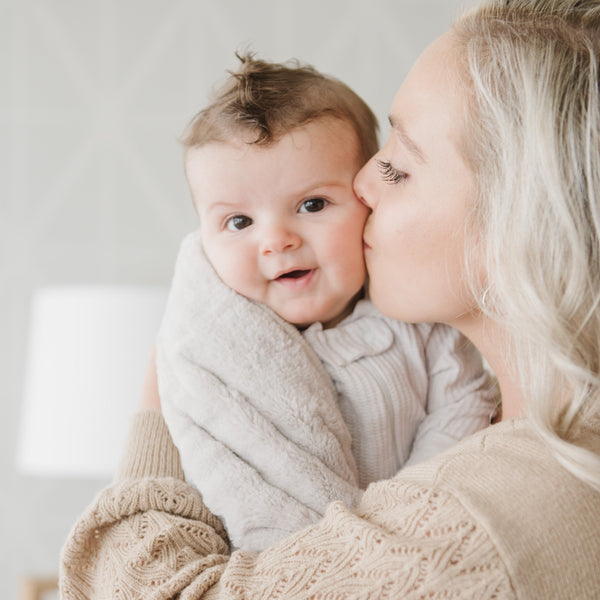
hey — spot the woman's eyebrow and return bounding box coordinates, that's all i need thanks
[388,115,427,164]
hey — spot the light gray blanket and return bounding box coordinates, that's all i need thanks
[157,231,362,552]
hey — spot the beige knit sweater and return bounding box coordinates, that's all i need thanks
[59,410,600,599]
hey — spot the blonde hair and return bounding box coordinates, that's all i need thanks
[181,52,379,165]
[454,0,600,489]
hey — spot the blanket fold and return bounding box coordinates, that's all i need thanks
[157,231,362,552]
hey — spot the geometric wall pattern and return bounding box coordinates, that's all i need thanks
[0,0,473,596]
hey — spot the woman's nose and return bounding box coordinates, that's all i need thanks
[260,224,301,255]
[353,158,377,209]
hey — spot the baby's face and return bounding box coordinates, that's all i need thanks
[187,118,369,328]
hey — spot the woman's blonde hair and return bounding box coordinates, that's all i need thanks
[454,0,600,489]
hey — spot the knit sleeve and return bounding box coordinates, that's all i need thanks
[60,410,231,598]
[113,410,185,481]
[405,323,498,466]
[60,425,514,600]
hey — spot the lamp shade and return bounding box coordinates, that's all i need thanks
[16,285,168,479]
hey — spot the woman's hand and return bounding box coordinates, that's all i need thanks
[140,346,161,411]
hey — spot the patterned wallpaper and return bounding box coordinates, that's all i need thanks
[1,0,472,596]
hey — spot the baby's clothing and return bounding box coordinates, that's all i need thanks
[157,232,496,552]
[304,300,496,488]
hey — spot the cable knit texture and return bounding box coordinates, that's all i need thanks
[156,231,496,551]
[60,411,600,599]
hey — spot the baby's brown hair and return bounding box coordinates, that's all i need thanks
[181,52,379,164]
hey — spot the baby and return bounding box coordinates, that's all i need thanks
[157,53,497,552]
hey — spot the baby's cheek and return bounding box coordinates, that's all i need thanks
[218,255,262,301]
[215,258,245,290]
[203,243,237,285]
[340,243,367,287]
[331,227,364,268]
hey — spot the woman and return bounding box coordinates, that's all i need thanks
[60,1,600,598]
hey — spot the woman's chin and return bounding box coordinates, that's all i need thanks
[368,285,424,324]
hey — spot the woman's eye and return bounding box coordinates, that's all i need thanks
[225,215,253,231]
[299,198,327,213]
[376,159,408,185]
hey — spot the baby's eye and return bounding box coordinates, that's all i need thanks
[225,214,253,231]
[299,198,328,213]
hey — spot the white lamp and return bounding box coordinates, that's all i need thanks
[16,285,168,479]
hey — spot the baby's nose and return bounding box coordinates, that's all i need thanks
[260,224,301,255]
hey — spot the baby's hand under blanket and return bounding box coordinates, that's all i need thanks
[140,346,161,412]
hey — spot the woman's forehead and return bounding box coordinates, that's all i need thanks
[390,33,465,157]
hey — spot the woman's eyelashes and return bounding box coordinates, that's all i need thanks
[225,214,253,231]
[376,159,408,185]
[299,197,328,213]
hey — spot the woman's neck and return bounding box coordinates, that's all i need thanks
[452,312,525,421]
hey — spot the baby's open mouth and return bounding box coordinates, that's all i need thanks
[277,269,311,280]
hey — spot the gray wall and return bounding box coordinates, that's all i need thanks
[1,0,475,597]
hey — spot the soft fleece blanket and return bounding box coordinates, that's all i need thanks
[157,231,362,552]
